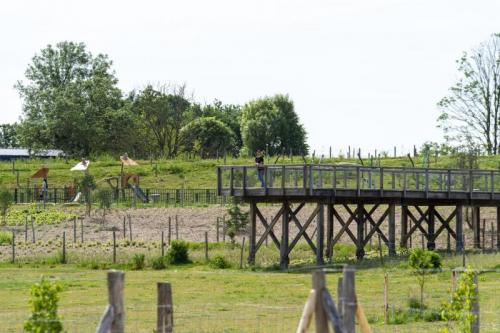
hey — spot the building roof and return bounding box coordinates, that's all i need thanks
[0,148,63,157]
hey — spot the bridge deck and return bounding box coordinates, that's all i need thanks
[217,164,500,205]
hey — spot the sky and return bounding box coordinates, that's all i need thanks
[1,0,499,156]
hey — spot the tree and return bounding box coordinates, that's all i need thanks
[408,249,442,308]
[438,34,500,155]
[132,84,191,158]
[0,124,20,148]
[192,100,243,153]
[15,41,130,156]
[240,94,308,156]
[179,117,236,158]
[225,198,249,243]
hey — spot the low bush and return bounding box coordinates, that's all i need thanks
[152,256,167,270]
[209,254,230,269]
[0,231,12,245]
[166,240,190,264]
[132,254,146,270]
[24,277,63,333]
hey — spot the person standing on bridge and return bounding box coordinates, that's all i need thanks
[255,150,265,187]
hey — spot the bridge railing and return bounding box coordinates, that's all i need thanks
[217,164,500,195]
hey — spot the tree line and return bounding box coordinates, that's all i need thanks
[8,41,308,158]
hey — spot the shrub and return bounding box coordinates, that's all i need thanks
[209,254,230,269]
[166,240,189,264]
[24,277,63,333]
[152,256,166,270]
[225,198,248,243]
[0,231,12,245]
[0,187,13,224]
[132,253,146,270]
[408,249,442,307]
[408,297,427,310]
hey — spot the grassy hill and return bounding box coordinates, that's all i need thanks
[0,154,499,189]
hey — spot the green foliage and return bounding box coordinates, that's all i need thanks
[24,277,63,333]
[226,198,248,243]
[0,123,20,148]
[441,267,478,333]
[0,231,13,245]
[0,187,13,224]
[79,173,96,215]
[209,254,230,269]
[166,240,190,264]
[15,41,132,156]
[151,256,167,270]
[408,249,442,307]
[131,253,146,270]
[5,206,76,226]
[179,117,236,158]
[240,94,308,156]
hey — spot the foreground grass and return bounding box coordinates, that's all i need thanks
[2,154,499,189]
[0,252,499,332]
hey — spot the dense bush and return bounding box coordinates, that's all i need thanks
[166,240,190,264]
[209,254,230,269]
[151,256,167,270]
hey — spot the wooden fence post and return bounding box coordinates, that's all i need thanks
[168,217,172,245]
[204,231,209,261]
[24,217,28,243]
[342,265,356,333]
[80,217,84,243]
[161,231,165,257]
[175,216,179,240]
[11,230,15,263]
[157,282,173,333]
[128,215,132,242]
[62,232,66,264]
[107,270,125,333]
[312,271,328,333]
[73,217,77,243]
[122,216,126,239]
[31,217,35,243]
[216,217,220,242]
[240,237,246,269]
[113,231,117,264]
[384,273,389,324]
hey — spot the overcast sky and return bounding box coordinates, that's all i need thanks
[1,0,499,156]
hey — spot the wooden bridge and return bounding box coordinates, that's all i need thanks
[217,164,500,268]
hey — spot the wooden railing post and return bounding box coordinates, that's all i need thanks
[107,270,125,333]
[157,282,173,333]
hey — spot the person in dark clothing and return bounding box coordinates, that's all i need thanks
[40,178,48,200]
[255,150,265,187]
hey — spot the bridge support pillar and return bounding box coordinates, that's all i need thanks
[280,202,289,269]
[400,205,408,248]
[456,205,464,252]
[388,204,396,256]
[326,203,334,261]
[472,206,481,248]
[356,204,365,260]
[248,201,256,265]
[316,204,325,265]
[427,206,436,250]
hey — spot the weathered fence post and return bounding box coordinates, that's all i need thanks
[175,216,179,240]
[80,217,84,243]
[240,237,246,269]
[161,231,165,257]
[24,217,28,243]
[128,215,132,242]
[31,217,35,243]
[204,231,209,261]
[122,216,126,239]
[168,218,172,245]
[62,232,66,264]
[108,270,125,333]
[157,282,173,333]
[73,217,77,243]
[11,230,15,263]
[312,271,328,333]
[113,231,117,264]
[384,272,389,324]
[216,217,220,242]
[342,265,356,333]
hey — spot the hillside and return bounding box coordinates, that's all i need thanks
[0,154,499,189]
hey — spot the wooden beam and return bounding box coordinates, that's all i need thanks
[331,206,358,246]
[356,203,365,260]
[288,205,320,255]
[456,205,464,252]
[255,206,283,252]
[363,207,390,247]
[427,206,436,250]
[248,202,256,265]
[280,202,289,269]
[388,204,396,256]
[472,206,481,248]
[400,205,408,248]
[316,204,325,265]
[326,203,334,260]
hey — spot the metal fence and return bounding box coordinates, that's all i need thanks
[9,187,227,206]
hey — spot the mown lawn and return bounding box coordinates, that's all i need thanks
[0,252,499,332]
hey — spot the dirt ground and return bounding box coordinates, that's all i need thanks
[3,204,496,249]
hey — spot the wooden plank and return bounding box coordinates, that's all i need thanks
[363,207,390,247]
[157,282,173,333]
[321,289,345,333]
[248,202,256,264]
[296,290,316,333]
[456,205,464,252]
[427,206,436,250]
[342,266,356,332]
[326,203,334,260]
[316,204,324,265]
[288,205,320,255]
[255,206,283,251]
[356,203,365,260]
[331,206,358,245]
[95,305,114,333]
[400,205,408,248]
[280,202,290,269]
[388,204,396,256]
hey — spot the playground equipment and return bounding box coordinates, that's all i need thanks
[101,154,149,203]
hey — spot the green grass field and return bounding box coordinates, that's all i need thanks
[0,252,499,332]
[1,154,499,189]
